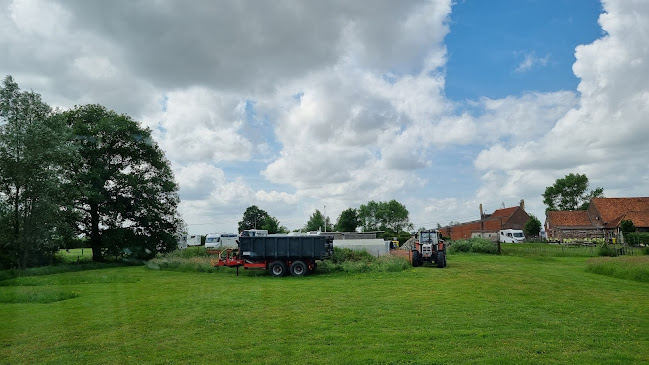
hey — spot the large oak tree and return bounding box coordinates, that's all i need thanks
[61,104,183,261]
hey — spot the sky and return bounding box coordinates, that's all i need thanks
[1,0,648,234]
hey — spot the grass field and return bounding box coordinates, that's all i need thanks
[1,253,648,364]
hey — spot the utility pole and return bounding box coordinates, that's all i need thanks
[324,205,326,233]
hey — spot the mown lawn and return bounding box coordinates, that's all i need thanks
[1,254,648,364]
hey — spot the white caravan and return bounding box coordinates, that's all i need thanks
[499,229,525,243]
[240,229,268,237]
[205,233,238,249]
[187,234,202,247]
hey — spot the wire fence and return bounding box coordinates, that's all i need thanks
[500,243,640,257]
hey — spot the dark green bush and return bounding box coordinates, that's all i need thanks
[597,243,617,257]
[448,238,498,254]
[330,247,375,264]
[625,232,649,246]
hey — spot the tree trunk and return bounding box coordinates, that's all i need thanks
[90,203,102,262]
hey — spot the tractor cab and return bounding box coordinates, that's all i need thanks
[412,229,446,268]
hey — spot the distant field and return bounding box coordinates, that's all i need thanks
[1,254,648,364]
[57,248,93,263]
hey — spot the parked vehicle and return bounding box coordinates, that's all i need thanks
[499,229,525,243]
[205,233,238,249]
[212,235,334,277]
[411,229,446,268]
[240,229,268,237]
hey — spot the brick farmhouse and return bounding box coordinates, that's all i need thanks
[545,197,649,242]
[440,200,530,241]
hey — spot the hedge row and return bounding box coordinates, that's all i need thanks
[625,232,649,245]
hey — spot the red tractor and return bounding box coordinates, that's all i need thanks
[411,229,447,268]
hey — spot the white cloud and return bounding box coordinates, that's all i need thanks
[471,0,649,222]
[515,52,550,73]
[2,0,647,235]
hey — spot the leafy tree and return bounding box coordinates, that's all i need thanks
[358,200,411,232]
[543,173,604,211]
[61,104,183,261]
[0,76,74,268]
[620,220,635,234]
[238,205,270,232]
[261,215,287,234]
[304,209,332,232]
[524,214,542,237]
[335,208,359,232]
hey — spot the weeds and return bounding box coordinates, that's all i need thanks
[448,238,498,254]
[586,256,649,283]
[146,247,410,275]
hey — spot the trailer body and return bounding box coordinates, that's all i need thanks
[212,235,334,277]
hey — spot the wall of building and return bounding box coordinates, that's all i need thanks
[553,228,604,241]
[504,208,530,230]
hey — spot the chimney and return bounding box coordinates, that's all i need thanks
[520,199,525,210]
[479,204,484,219]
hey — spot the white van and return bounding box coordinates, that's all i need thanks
[204,233,222,249]
[240,229,268,237]
[499,229,525,243]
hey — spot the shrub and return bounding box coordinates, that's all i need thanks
[597,243,617,257]
[330,247,375,264]
[448,240,472,253]
[625,232,649,246]
[318,254,408,274]
[448,238,498,254]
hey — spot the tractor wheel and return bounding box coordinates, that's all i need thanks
[290,260,308,277]
[437,251,446,268]
[411,250,421,267]
[268,261,287,277]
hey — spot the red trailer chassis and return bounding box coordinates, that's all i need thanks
[210,248,317,277]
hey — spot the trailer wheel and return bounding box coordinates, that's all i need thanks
[290,260,308,277]
[411,250,421,267]
[268,261,287,277]
[437,251,446,268]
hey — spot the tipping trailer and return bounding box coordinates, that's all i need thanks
[212,235,334,277]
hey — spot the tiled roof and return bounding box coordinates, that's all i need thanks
[547,210,592,227]
[490,206,518,219]
[618,211,649,228]
[592,197,649,227]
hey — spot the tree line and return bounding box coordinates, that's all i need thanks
[238,199,413,241]
[0,76,183,269]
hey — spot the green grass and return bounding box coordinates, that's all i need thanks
[586,256,649,283]
[56,248,94,263]
[1,255,648,364]
[501,242,603,257]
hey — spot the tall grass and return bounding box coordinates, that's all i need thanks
[146,247,410,275]
[585,256,649,283]
[319,248,410,273]
[448,238,499,254]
